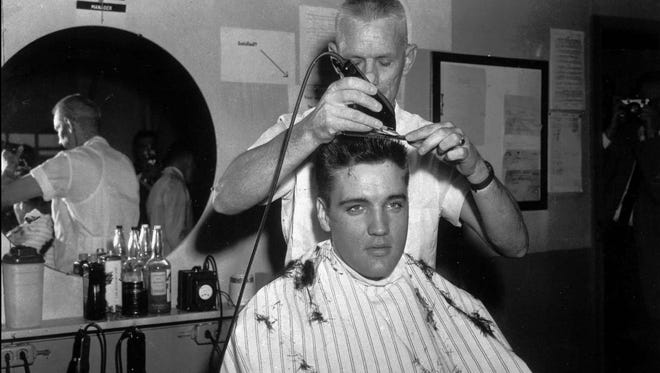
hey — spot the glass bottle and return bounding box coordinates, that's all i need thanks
[146,226,172,314]
[105,239,123,314]
[112,225,127,262]
[138,224,152,264]
[121,227,147,316]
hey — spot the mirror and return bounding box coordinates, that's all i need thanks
[1,26,216,269]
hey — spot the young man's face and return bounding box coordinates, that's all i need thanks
[330,16,416,104]
[317,160,409,280]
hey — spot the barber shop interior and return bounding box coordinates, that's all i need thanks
[1,0,659,372]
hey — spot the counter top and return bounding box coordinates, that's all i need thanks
[2,305,237,341]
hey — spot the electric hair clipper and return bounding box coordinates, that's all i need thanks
[330,56,398,135]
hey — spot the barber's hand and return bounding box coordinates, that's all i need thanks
[306,77,384,143]
[405,122,482,177]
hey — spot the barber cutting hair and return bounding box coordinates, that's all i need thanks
[221,135,531,372]
[213,0,528,266]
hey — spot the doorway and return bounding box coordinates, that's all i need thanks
[592,15,660,372]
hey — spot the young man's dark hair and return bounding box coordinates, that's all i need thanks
[314,134,409,203]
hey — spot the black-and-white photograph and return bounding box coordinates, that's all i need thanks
[1,1,659,372]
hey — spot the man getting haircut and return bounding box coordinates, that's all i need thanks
[221,136,530,373]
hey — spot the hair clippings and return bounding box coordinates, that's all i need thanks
[340,127,405,141]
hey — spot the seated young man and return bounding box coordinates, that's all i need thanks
[221,136,530,372]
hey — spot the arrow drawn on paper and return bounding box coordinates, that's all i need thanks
[260,49,289,78]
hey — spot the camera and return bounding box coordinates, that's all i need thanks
[620,98,650,117]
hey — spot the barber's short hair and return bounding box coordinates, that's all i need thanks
[337,0,408,45]
[52,94,101,130]
[315,135,408,202]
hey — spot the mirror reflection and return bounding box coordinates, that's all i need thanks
[1,26,216,272]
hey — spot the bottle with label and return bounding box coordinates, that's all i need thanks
[138,224,152,265]
[112,225,127,262]
[85,260,106,321]
[121,227,148,316]
[146,225,171,314]
[105,239,123,314]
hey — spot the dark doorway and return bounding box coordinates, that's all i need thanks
[592,16,660,373]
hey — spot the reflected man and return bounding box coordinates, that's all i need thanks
[1,94,139,271]
[146,143,195,256]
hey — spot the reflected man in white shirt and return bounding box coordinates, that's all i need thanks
[1,94,139,271]
[146,143,195,256]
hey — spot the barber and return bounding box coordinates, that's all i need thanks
[2,94,139,271]
[212,0,528,265]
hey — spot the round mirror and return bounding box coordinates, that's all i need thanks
[1,26,216,270]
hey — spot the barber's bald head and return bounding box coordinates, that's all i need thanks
[336,0,408,48]
[52,94,101,149]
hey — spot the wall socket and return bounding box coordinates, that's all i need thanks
[192,322,218,345]
[2,344,36,367]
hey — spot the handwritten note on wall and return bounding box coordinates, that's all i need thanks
[550,29,585,111]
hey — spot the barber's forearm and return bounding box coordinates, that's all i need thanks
[469,165,529,257]
[213,119,321,215]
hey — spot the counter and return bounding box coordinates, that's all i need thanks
[2,306,236,373]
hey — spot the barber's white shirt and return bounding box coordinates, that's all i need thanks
[30,136,139,271]
[250,104,467,266]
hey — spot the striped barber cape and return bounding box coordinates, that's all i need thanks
[221,240,530,373]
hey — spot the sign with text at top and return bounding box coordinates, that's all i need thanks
[76,1,126,13]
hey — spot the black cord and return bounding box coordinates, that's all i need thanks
[203,255,223,341]
[19,351,30,373]
[5,353,11,373]
[217,50,344,368]
[83,323,106,373]
[114,328,131,373]
[203,255,224,373]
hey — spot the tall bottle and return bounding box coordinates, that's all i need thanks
[138,224,152,265]
[112,225,128,262]
[105,237,123,314]
[146,226,171,314]
[121,227,147,316]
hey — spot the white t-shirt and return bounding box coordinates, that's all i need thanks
[146,166,193,256]
[250,104,467,266]
[222,240,531,373]
[30,136,139,271]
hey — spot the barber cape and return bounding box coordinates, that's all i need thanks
[222,240,530,373]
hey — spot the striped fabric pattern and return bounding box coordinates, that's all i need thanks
[222,241,530,373]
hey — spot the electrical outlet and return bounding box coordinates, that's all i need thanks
[192,322,218,345]
[2,344,36,367]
